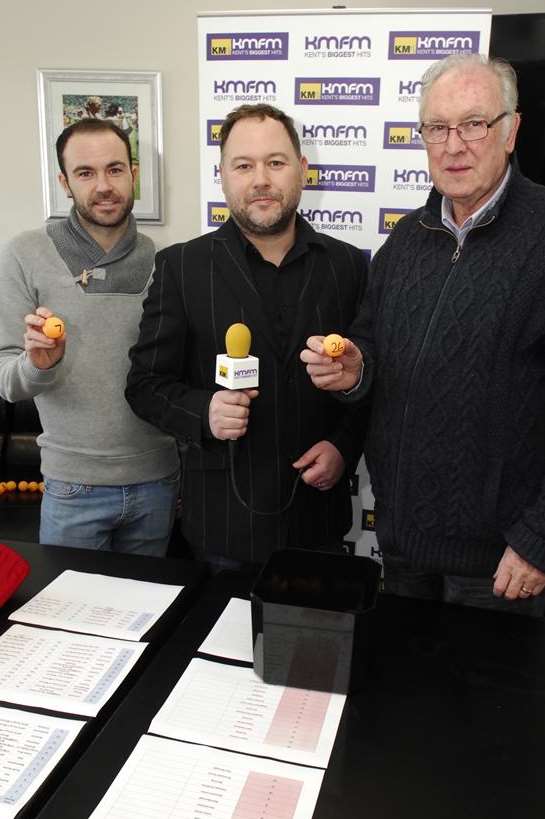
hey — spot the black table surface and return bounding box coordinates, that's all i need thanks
[0,539,208,818]
[32,568,545,819]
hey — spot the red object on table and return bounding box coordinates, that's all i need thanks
[0,543,30,606]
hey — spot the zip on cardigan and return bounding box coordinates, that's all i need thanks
[391,213,496,546]
[419,214,497,264]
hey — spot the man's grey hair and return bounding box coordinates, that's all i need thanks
[419,54,519,138]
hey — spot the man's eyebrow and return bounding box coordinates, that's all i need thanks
[425,110,487,122]
[229,151,291,162]
[71,160,129,173]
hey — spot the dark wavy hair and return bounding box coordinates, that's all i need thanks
[219,104,301,158]
[56,119,132,177]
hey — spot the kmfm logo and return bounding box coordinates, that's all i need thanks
[397,79,423,102]
[379,208,412,234]
[299,208,364,231]
[393,168,432,191]
[393,169,432,183]
[235,367,258,378]
[383,122,423,149]
[207,32,289,60]
[305,164,376,193]
[212,165,222,184]
[207,120,223,146]
[389,31,480,59]
[304,34,372,56]
[207,202,230,227]
[301,123,368,146]
[213,79,277,98]
[295,77,380,106]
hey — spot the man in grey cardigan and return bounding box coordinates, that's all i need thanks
[0,119,179,554]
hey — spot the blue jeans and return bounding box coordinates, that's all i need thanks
[40,472,179,556]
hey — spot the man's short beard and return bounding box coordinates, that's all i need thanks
[227,188,301,236]
[75,195,134,229]
[230,203,297,236]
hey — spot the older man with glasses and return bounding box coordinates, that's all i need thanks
[302,54,545,615]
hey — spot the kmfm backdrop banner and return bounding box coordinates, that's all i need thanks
[197,8,491,559]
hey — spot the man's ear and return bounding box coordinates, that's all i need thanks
[506,112,521,155]
[58,173,72,198]
[300,155,308,185]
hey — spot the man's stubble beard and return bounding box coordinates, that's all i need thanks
[228,186,301,237]
[71,189,135,229]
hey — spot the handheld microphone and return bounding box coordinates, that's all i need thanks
[214,324,301,516]
[215,323,259,390]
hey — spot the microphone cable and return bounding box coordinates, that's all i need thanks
[228,440,303,516]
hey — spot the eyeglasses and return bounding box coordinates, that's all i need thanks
[418,112,510,144]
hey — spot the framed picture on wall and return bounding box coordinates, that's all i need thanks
[37,69,163,222]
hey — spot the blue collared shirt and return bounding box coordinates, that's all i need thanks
[441,164,511,247]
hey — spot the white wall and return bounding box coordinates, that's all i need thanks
[1,1,540,248]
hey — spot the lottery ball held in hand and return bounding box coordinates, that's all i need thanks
[43,316,65,339]
[323,333,345,358]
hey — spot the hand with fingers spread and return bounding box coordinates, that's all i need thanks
[209,388,259,441]
[24,307,66,370]
[292,440,345,491]
[300,335,363,392]
[493,545,545,600]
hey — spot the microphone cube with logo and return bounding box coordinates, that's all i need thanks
[216,323,259,390]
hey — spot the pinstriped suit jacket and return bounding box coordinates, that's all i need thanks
[126,218,369,562]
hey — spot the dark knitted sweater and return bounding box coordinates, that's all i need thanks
[351,167,545,576]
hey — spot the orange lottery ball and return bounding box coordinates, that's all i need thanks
[323,333,346,358]
[0,485,5,496]
[28,481,39,492]
[43,316,65,339]
[38,482,45,493]
[6,481,16,491]
[18,481,29,492]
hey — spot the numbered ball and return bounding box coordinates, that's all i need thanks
[43,316,65,339]
[18,481,29,492]
[5,481,16,491]
[323,333,346,358]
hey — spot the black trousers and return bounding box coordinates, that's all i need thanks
[383,554,545,618]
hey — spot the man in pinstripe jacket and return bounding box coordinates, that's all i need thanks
[126,104,368,565]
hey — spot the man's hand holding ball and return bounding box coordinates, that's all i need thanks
[42,316,65,339]
[24,307,66,370]
[300,334,363,391]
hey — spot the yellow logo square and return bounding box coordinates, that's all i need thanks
[388,127,412,144]
[299,82,322,101]
[210,38,232,56]
[211,206,230,223]
[383,212,406,231]
[394,36,417,55]
[210,124,222,142]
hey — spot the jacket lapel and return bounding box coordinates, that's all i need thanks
[211,221,279,357]
[282,249,322,365]
[283,224,330,365]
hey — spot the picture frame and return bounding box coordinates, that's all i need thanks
[37,69,163,223]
